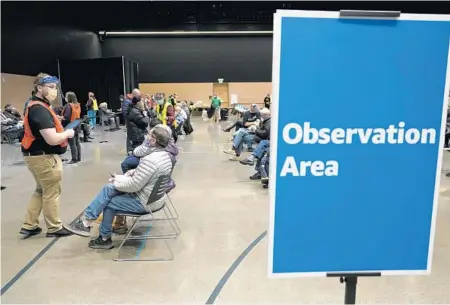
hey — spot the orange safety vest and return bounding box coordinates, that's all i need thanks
[69,103,81,122]
[21,101,68,150]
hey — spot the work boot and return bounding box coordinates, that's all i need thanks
[113,216,128,235]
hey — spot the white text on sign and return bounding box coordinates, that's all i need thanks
[280,122,437,177]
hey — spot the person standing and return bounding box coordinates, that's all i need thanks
[126,96,149,154]
[20,73,75,239]
[62,91,82,164]
[155,93,177,142]
[211,93,222,122]
[263,94,271,109]
[86,92,98,129]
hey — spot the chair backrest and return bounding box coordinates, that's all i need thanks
[146,174,171,205]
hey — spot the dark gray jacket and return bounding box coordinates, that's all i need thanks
[255,117,271,142]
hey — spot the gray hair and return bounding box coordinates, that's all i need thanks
[65,91,78,103]
[150,125,171,147]
[132,88,141,97]
[260,107,271,119]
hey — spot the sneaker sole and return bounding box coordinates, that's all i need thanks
[63,225,91,237]
[239,161,254,166]
[89,243,114,250]
[46,233,73,238]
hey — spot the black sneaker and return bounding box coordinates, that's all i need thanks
[88,236,114,250]
[19,227,42,239]
[240,158,255,166]
[250,173,261,180]
[261,177,269,185]
[263,184,269,189]
[46,227,73,238]
[64,220,91,237]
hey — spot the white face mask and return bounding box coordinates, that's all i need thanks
[45,88,58,102]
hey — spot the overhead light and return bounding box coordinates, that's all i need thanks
[99,30,273,37]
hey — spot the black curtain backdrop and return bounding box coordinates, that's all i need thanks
[58,57,124,115]
[123,57,139,94]
[102,36,273,83]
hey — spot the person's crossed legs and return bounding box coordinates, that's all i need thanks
[240,140,269,166]
[65,184,147,249]
[223,128,254,161]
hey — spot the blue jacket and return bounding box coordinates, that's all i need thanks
[121,99,131,117]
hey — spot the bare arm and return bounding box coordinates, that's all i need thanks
[39,128,71,146]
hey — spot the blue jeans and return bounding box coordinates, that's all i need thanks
[233,129,255,155]
[121,155,140,174]
[84,184,147,238]
[259,153,270,178]
[253,140,270,159]
[88,110,97,128]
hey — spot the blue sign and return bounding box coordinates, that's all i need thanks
[269,10,450,277]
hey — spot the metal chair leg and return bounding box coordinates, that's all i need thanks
[114,214,174,262]
[114,216,140,261]
[166,194,179,219]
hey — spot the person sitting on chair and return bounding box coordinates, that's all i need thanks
[223,108,270,161]
[98,102,120,131]
[65,125,174,249]
[223,104,260,133]
[114,120,179,234]
[1,110,24,143]
[3,104,23,123]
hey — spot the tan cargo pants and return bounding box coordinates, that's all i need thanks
[22,154,63,233]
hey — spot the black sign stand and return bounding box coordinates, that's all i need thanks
[327,272,381,304]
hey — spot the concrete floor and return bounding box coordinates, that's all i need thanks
[1,117,450,304]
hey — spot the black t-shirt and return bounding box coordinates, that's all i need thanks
[264,97,271,108]
[22,97,67,155]
[242,111,261,125]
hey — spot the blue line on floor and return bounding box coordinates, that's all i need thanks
[0,211,83,296]
[135,224,153,259]
[205,230,267,304]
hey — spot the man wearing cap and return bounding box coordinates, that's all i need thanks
[223,104,260,133]
[20,73,75,239]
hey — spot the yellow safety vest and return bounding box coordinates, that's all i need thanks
[156,102,177,127]
[92,98,99,111]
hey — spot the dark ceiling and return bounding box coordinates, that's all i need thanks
[3,1,450,32]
